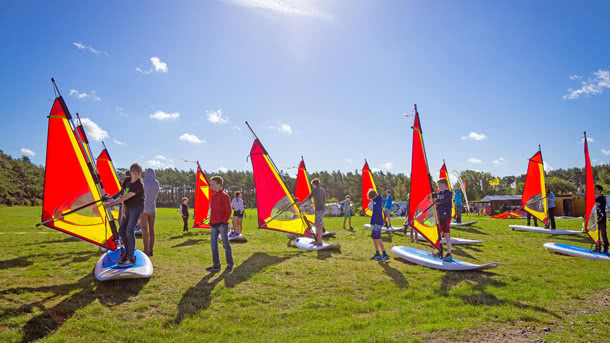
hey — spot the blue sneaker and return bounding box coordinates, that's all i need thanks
[443,254,453,262]
[371,255,381,261]
[381,255,390,261]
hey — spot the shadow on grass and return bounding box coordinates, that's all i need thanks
[452,226,490,236]
[316,248,342,260]
[0,255,34,270]
[381,233,393,243]
[167,231,207,240]
[171,238,206,248]
[0,274,147,343]
[24,237,79,246]
[438,272,561,319]
[551,235,594,245]
[379,262,408,288]
[0,251,99,271]
[169,252,300,326]
[450,246,477,260]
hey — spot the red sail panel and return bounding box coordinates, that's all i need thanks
[584,134,599,244]
[250,140,309,235]
[439,162,456,218]
[521,151,548,224]
[194,165,212,229]
[41,97,116,250]
[408,112,441,250]
[361,161,377,216]
[295,158,315,222]
[96,149,121,196]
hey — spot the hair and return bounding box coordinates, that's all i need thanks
[438,179,448,186]
[210,175,224,185]
[311,178,320,186]
[368,189,377,199]
[235,191,242,197]
[125,170,131,177]
[182,197,188,202]
[595,184,604,192]
[129,163,143,174]
[345,195,351,199]
[386,190,392,195]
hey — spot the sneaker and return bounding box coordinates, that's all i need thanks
[226,264,234,271]
[443,254,453,261]
[148,251,154,257]
[206,265,221,272]
[117,255,128,265]
[432,252,442,259]
[371,255,381,260]
[119,257,135,266]
[381,255,390,261]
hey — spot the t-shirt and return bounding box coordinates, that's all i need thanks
[123,178,144,208]
[343,200,351,212]
[231,198,245,212]
[370,195,384,226]
[180,203,189,217]
[596,195,607,222]
[436,189,453,220]
[454,191,463,206]
[383,195,393,210]
[305,186,326,211]
[547,192,556,209]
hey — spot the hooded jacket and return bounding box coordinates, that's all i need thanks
[143,168,160,213]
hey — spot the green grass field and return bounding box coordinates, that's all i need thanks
[1,207,609,343]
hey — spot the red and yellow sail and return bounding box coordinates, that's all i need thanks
[439,162,456,218]
[584,132,599,245]
[295,157,315,223]
[250,139,310,235]
[96,148,122,197]
[194,162,212,229]
[41,97,117,250]
[521,150,548,224]
[408,108,441,251]
[361,160,378,216]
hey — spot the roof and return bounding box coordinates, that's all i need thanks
[480,195,522,201]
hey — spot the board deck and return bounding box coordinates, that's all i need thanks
[391,246,498,271]
[510,225,582,235]
[94,249,153,281]
[295,237,340,251]
[450,221,478,227]
[219,233,248,242]
[417,236,483,245]
[363,224,404,232]
[544,242,610,261]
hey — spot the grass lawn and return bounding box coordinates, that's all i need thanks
[1,206,609,342]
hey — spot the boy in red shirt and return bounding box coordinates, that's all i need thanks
[206,176,233,272]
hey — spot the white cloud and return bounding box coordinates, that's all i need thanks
[468,157,482,164]
[218,167,229,173]
[582,137,594,143]
[544,162,553,172]
[563,69,610,100]
[371,167,380,172]
[271,121,293,135]
[492,157,505,166]
[230,0,331,20]
[570,75,582,80]
[601,149,610,156]
[73,42,109,56]
[115,107,127,116]
[461,132,487,141]
[112,139,126,145]
[147,160,164,169]
[383,162,392,170]
[232,125,241,131]
[179,133,204,144]
[20,148,35,157]
[68,89,101,101]
[154,155,167,160]
[79,118,108,141]
[207,109,229,124]
[150,111,180,120]
[137,57,168,74]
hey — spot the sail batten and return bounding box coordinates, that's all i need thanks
[521,149,548,224]
[194,162,212,229]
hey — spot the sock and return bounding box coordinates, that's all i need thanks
[375,251,380,256]
[382,251,388,256]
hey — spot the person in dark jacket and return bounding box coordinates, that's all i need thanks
[436,179,453,261]
[594,185,608,254]
[180,197,189,232]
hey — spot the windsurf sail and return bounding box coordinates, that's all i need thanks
[452,170,470,212]
[193,162,212,229]
[584,132,599,245]
[39,85,118,251]
[295,157,315,223]
[247,122,310,236]
[521,147,548,224]
[361,160,378,216]
[408,105,442,252]
[439,161,456,218]
[96,144,122,197]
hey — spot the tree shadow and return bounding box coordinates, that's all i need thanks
[438,272,561,319]
[381,233,393,243]
[449,246,477,260]
[316,248,342,260]
[167,231,205,240]
[25,237,79,246]
[0,250,100,271]
[452,226,490,236]
[171,239,206,248]
[379,262,408,288]
[0,256,34,270]
[551,235,594,245]
[0,274,147,343]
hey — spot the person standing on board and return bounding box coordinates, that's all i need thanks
[594,185,608,254]
[382,190,394,228]
[546,185,557,230]
[141,168,160,257]
[454,188,464,224]
[180,197,190,232]
[342,195,354,230]
[231,191,245,237]
[368,189,389,261]
[299,178,326,245]
[206,176,233,272]
[435,179,453,261]
[104,163,145,266]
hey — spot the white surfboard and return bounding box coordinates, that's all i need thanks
[295,237,340,251]
[417,235,483,245]
[94,249,153,281]
[544,243,610,261]
[391,246,498,271]
[363,224,403,232]
[510,225,582,235]
[450,221,478,227]
[311,227,336,238]
[218,233,248,242]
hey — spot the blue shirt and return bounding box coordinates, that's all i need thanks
[370,195,384,226]
[547,191,556,209]
[454,191,463,206]
[383,195,393,210]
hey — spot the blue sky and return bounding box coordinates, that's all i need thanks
[1,0,609,178]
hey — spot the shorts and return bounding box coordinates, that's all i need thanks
[233,210,244,218]
[315,210,325,227]
[371,224,382,239]
[383,208,392,216]
[344,210,351,218]
[439,218,451,233]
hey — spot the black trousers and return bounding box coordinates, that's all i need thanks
[527,213,538,227]
[183,216,189,231]
[599,220,608,251]
[548,207,556,229]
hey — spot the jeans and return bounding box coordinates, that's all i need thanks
[118,205,143,259]
[211,223,233,267]
[599,220,608,251]
[548,207,556,229]
[140,212,156,253]
[456,205,463,223]
[183,216,189,231]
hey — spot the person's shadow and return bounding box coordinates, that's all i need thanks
[380,261,408,288]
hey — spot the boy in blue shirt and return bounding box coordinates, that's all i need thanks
[382,190,393,228]
[454,188,463,224]
[368,189,389,261]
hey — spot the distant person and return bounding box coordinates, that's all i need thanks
[454,188,464,224]
[382,190,393,228]
[206,176,233,272]
[180,197,189,232]
[299,178,326,245]
[231,191,245,237]
[141,168,159,257]
[594,185,608,254]
[342,195,354,230]
[104,163,145,266]
[368,189,388,261]
[436,179,453,261]
[546,185,556,229]
[527,212,538,227]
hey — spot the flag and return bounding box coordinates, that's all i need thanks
[479,179,484,191]
[489,177,500,186]
[510,181,516,189]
